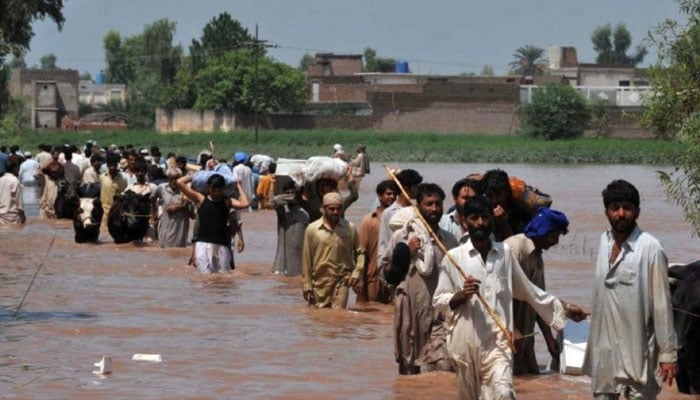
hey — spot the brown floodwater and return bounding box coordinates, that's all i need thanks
[1,163,697,399]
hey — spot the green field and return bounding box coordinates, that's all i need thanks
[2,129,683,164]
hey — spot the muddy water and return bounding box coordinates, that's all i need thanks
[1,163,696,399]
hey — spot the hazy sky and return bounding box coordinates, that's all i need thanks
[25,0,686,76]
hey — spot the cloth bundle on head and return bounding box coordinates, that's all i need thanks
[524,207,569,239]
[234,151,249,163]
[322,192,342,207]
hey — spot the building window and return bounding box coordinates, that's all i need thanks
[618,80,630,87]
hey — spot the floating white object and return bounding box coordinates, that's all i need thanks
[559,319,589,375]
[93,355,112,375]
[132,353,162,362]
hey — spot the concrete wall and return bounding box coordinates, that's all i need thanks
[155,109,235,133]
[578,66,638,86]
[9,68,79,129]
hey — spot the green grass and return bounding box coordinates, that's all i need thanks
[2,129,683,164]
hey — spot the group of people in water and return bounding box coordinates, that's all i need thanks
[0,140,682,399]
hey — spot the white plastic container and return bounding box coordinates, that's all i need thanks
[559,319,589,375]
[132,353,162,362]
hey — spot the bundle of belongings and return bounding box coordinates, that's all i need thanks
[191,163,237,197]
[508,176,552,213]
[274,156,348,191]
[250,154,274,174]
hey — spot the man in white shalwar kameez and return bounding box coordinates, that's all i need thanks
[433,196,587,400]
[583,180,678,399]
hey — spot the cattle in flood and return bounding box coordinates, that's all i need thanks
[107,191,151,244]
[73,198,103,243]
[668,260,700,395]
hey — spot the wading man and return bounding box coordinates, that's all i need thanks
[433,195,587,399]
[302,192,365,309]
[380,183,458,374]
[583,179,678,399]
[505,207,570,375]
[177,173,249,274]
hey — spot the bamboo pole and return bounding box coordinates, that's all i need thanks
[383,165,516,353]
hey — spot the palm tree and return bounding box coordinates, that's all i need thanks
[510,45,545,76]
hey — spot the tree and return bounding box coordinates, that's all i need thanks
[0,0,65,64]
[299,52,314,71]
[520,84,591,140]
[363,47,396,72]
[189,12,254,72]
[79,71,92,81]
[192,50,305,113]
[104,30,132,84]
[102,19,183,127]
[644,0,700,235]
[40,53,57,69]
[9,53,26,68]
[480,64,494,76]
[509,45,545,76]
[591,23,647,66]
[0,0,64,116]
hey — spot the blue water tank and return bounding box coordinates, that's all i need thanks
[95,70,105,84]
[395,60,409,73]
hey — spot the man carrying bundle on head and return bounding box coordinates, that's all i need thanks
[177,173,249,274]
[299,156,358,222]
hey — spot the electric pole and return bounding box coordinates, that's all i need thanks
[247,24,275,145]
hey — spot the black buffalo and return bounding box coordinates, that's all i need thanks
[669,260,700,395]
[73,198,104,243]
[108,191,151,244]
[55,178,80,219]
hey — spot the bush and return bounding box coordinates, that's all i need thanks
[0,97,29,141]
[520,84,591,140]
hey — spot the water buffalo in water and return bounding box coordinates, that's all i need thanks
[108,191,151,244]
[668,260,700,395]
[55,178,80,219]
[73,198,103,243]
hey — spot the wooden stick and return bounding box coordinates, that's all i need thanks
[383,165,516,353]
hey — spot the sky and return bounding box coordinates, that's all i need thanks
[24,0,687,77]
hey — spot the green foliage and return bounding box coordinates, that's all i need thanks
[299,52,314,71]
[103,19,183,127]
[0,96,29,142]
[363,47,396,72]
[0,0,64,63]
[590,99,611,137]
[0,0,63,117]
[39,53,57,69]
[591,23,647,66]
[9,53,26,68]
[79,71,92,81]
[510,45,544,76]
[520,84,592,140]
[646,0,700,235]
[192,50,305,113]
[103,19,182,93]
[99,99,156,129]
[480,64,494,76]
[189,12,253,73]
